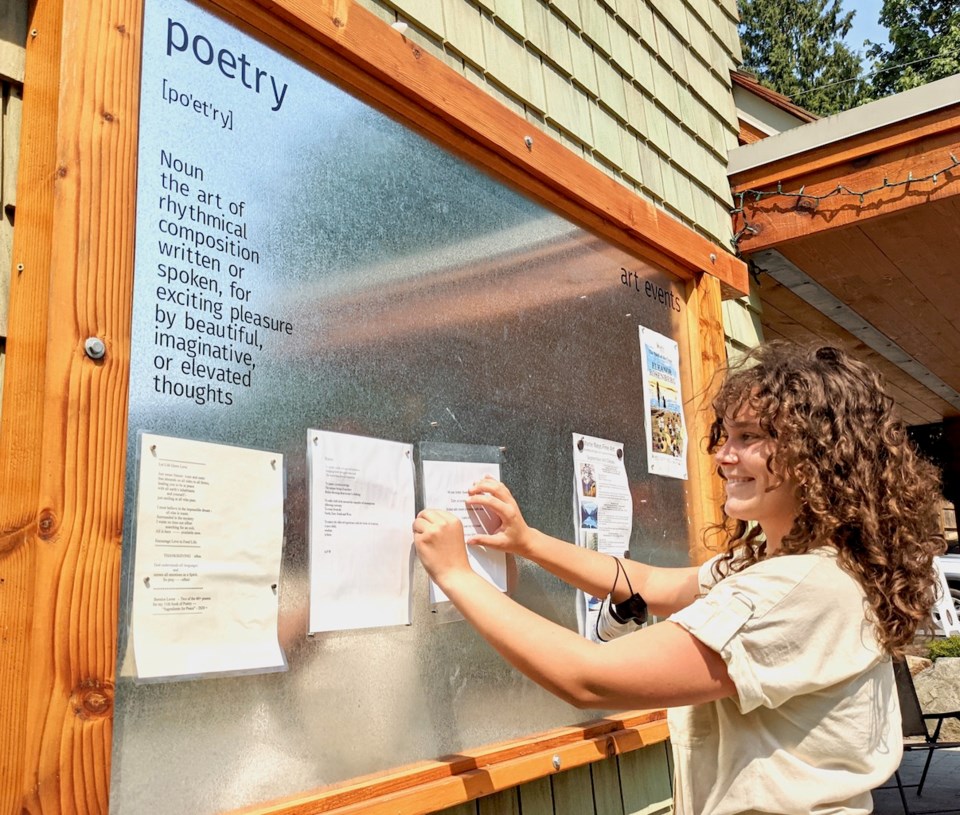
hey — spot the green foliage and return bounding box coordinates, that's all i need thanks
[867,0,960,97]
[927,635,960,661]
[738,0,870,116]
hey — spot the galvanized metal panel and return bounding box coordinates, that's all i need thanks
[110,3,693,813]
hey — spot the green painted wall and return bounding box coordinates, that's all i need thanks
[356,0,741,251]
[723,278,765,360]
[434,742,674,815]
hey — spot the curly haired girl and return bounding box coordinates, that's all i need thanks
[707,342,945,657]
[413,341,944,814]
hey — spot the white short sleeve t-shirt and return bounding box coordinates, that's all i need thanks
[666,548,902,815]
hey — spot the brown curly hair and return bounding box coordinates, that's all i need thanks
[707,341,945,657]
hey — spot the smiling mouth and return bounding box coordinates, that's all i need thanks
[725,477,754,484]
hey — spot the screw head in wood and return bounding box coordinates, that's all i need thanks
[84,337,106,360]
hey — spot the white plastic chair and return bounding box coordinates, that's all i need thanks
[931,558,960,638]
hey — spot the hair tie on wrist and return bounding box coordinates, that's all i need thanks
[595,558,648,641]
[611,558,648,625]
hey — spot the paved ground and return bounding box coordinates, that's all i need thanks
[874,747,960,814]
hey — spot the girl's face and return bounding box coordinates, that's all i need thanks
[714,404,799,549]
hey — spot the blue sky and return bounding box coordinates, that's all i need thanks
[844,0,888,60]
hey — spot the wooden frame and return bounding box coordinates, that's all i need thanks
[731,104,960,253]
[228,713,668,815]
[0,0,731,811]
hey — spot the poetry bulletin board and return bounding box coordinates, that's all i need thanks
[110,1,698,812]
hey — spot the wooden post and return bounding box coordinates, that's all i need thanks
[0,0,143,809]
[683,273,727,563]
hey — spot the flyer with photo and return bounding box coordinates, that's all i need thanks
[639,326,688,480]
[571,434,633,640]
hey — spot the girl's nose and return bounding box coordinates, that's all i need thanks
[715,442,737,464]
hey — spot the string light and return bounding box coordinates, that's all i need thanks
[730,153,960,250]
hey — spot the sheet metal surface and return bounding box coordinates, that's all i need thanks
[111,1,694,811]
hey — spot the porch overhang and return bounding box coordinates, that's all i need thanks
[727,73,960,426]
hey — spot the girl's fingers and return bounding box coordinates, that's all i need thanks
[465,492,511,519]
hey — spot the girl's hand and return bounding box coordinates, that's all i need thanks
[413,509,471,584]
[465,478,534,557]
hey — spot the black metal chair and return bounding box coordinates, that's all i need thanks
[881,659,960,813]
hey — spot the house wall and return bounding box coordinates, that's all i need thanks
[733,84,811,137]
[722,280,764,359]
[434,741,674,815]
[354,0,742,249]
[0,0,28,428]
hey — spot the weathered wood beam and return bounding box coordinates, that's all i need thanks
[223,715,668,815]
[0,0,140,809]
[730,106,960,253]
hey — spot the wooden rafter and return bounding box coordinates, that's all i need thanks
[731,104,960,254]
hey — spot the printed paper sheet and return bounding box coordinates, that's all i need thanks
[420,459,505,604]
[571,434,633,640]
[131,433,285,680]
[307,430,416,632]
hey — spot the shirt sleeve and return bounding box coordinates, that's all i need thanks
[696,554,723,592]
[668,553,879,713]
